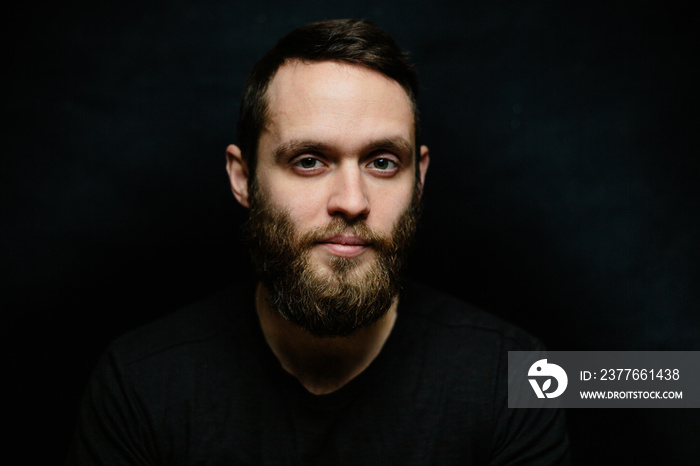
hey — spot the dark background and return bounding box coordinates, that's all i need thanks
[4,0,698,464]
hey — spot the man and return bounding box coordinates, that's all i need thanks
[68,19,570,465]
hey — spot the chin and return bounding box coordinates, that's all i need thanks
[313,250,376,278]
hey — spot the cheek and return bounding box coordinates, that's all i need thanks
[366,183,416,230]
[371,200,408,231]
[267,182,328,226]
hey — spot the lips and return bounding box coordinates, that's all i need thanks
[317,235,370,258]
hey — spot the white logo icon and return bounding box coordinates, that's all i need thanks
[528,359,568,398]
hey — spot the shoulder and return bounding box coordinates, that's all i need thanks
[399,279,543,352]
[69,283,260,464]
[108,282,256,366]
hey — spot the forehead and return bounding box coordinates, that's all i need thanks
[261,60,415,149]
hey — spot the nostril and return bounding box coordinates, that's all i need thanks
[327,176,370,219]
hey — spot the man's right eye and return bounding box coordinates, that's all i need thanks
[292,157,326,172]
[296,157,320,169]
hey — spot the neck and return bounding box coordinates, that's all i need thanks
[255,282,398,395]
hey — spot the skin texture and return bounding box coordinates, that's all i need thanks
[226,60,430,394]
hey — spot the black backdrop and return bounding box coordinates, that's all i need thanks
[4,0,699,464]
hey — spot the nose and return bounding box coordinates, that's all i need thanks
[326,165,370,220]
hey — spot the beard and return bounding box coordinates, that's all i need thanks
[243,181,421,338]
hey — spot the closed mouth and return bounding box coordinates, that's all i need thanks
[317,235,370,258]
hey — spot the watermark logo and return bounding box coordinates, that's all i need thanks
[528,359,568,398]
[510,351,696,408]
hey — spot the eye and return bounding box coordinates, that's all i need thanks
[369,158,397,170]
[291,156,327,175]
[366,156,400,177]
[295,157,321,169]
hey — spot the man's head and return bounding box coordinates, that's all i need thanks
[226,19,429,337]
[235,18,421,178]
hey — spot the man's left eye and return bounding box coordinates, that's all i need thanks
[369,158,397,170]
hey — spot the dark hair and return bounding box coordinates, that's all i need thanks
[236,18,420,176]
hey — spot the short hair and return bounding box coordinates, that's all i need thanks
[236,18,420,176]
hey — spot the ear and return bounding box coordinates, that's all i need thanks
[225,144,250,208]
[417,145,430,197]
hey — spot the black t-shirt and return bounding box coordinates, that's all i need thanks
[68,281,570,465]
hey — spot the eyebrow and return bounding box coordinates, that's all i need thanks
[272,137,414,162]
[273,140,333,162]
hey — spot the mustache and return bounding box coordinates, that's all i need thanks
[297,217,395,253]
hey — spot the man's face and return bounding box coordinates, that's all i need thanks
[229,60,429,336]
